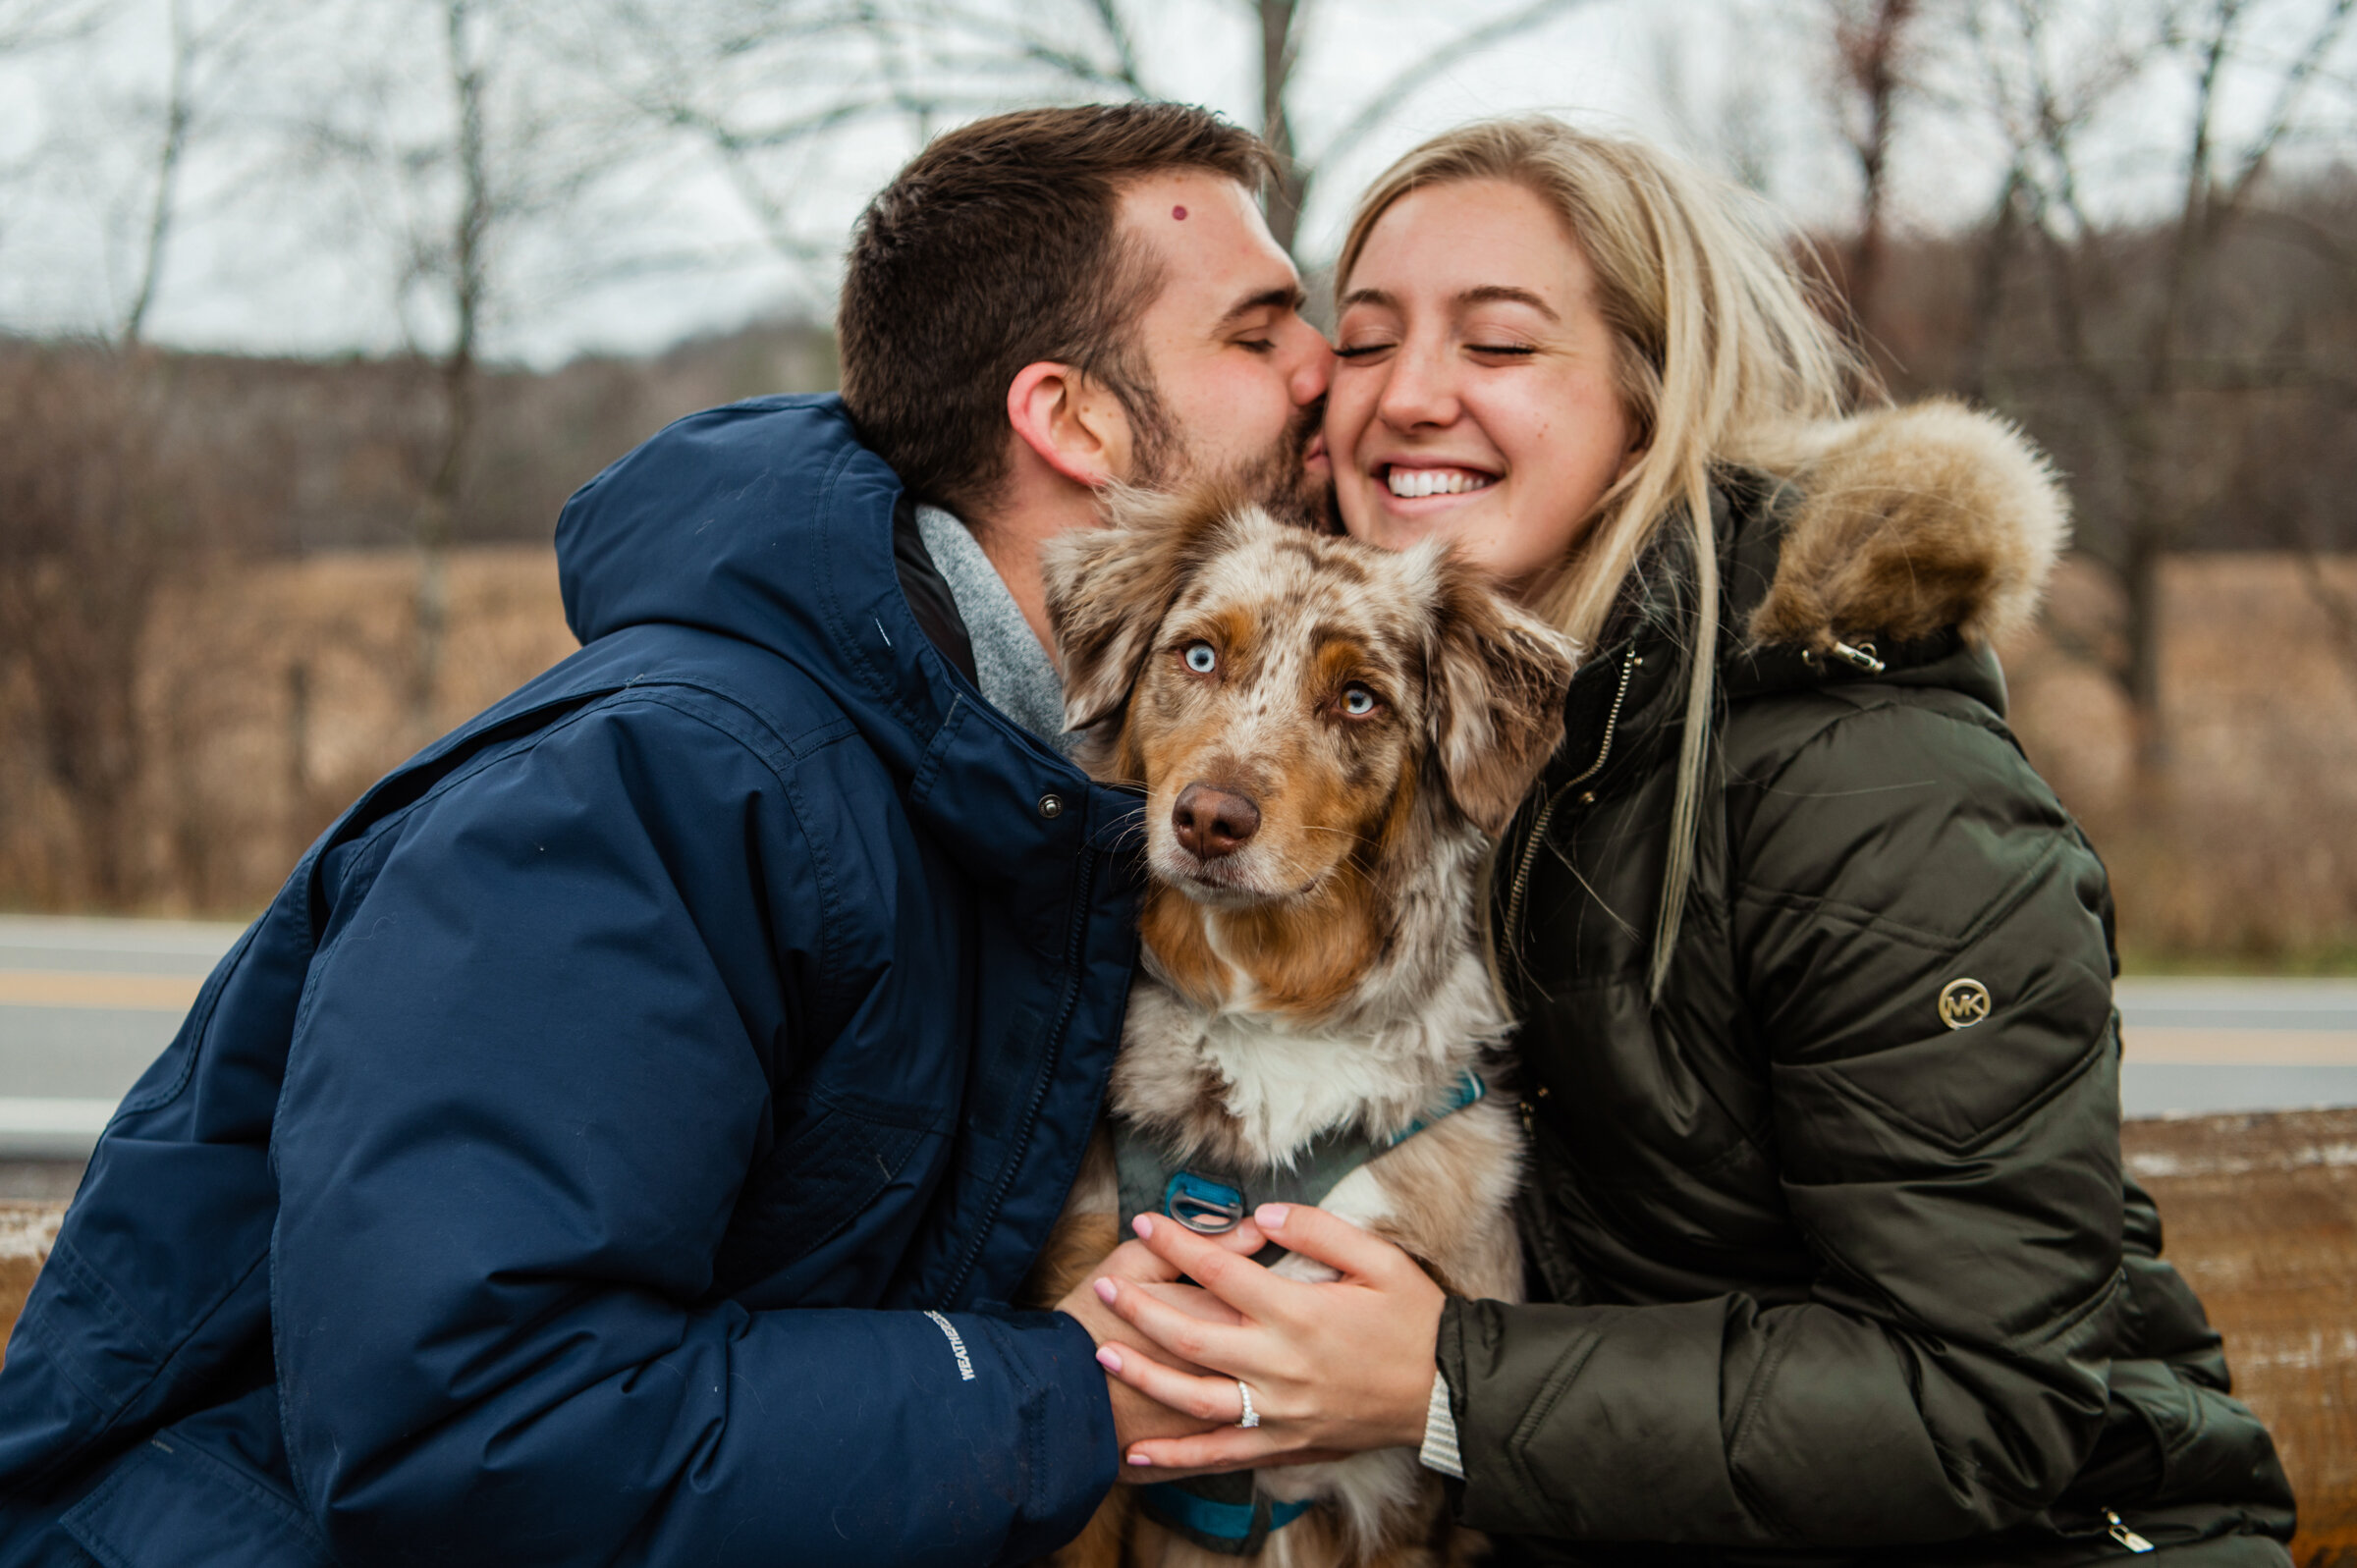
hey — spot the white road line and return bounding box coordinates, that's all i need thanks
[0,973,203,1011]
[2124,1029,2357,1065]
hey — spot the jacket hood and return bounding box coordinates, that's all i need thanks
[554,393,1058,784]
[1551,399,2069,794]
[1745,399,2070,657]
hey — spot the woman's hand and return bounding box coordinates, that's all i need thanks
[1054,1223,1269,1482]
[1088,1204,1445,1474]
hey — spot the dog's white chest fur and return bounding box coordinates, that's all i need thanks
[1116,941,1507,1164]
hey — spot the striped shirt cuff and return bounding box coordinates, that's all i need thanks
[1419,1365,1463,1478]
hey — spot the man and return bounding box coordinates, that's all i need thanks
[0,104,1331,1567]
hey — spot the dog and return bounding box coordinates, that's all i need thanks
[1029,489,1577,1568]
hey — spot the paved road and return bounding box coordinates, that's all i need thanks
[3,915,2354,1161]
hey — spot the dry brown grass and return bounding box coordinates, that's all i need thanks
[2004,554,2357,969]
[4,546,2355,969]
[0,547,575,914]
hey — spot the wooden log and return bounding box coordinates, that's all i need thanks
[2125,1108,2357,1568]
[0,1111,2346,1563]
[0,1205,62,1366]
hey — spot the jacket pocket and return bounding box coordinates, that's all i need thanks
[2106,1359,2294,1510]
[709,1096,929,1298]
[61,1436,330,1568]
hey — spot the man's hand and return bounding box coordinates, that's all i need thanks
[1054,1223,1264,1482]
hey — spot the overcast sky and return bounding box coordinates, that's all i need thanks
[0,0,2348,366]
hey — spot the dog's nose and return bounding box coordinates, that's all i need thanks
[1173,783,1261,859]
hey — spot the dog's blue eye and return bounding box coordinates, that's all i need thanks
[1343,685,1376,716]
[1184,642,1218,674]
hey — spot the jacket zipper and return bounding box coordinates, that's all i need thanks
[940,832,1102,1308]
[2104,1509,2155,1553]
[1503,650,1641,947]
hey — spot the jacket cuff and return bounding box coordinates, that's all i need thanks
[1441,1295,1755,1542]
[1420,1363,1465,1478]
[974,1309,1118,1564]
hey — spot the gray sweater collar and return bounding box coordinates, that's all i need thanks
[913,505,1077,758]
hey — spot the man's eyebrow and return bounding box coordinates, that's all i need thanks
[1218,285,1305,327]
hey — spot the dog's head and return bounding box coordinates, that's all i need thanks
[1043,488,1576,908]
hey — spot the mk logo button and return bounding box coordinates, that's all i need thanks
[1939,978,1993,1030]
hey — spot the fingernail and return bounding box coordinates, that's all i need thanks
[1128,1452,1154,1467]
[1257,1203,1290,1228]
[1096,1347,1123,1374]
[1093,1277,1117,1305]
[1133,1214,1155,1239]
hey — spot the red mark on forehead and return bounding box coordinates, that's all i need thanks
[1172,205,1188,220]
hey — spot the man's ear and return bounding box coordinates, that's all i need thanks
[1041,486,1241,732]
[1008,361,1132,488]
[1422,553,1579,837]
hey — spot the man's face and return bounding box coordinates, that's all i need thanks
[1110,172,1334,527]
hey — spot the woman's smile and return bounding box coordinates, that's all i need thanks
[1379,462,1497,500]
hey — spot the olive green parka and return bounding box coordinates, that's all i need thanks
[1445,402,2295,1567]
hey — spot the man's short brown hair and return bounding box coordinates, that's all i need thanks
[837,103,1276,518]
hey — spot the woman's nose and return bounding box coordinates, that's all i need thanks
[1376,340,1456,430]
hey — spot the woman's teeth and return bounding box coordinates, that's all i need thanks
[1386,467,1494,499]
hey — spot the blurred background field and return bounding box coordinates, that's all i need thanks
[2,0,2353,968]
[6,521,2355,973]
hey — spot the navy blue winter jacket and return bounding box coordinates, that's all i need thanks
[0,396,1142,1566]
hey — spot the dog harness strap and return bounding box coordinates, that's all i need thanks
[1393,1068,1487,1143]
[1111,1070,1491,1241]
[1137,1480,1313,1555]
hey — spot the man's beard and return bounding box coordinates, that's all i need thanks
[1123,384,1334,533]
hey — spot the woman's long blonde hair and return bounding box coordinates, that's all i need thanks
[1338,119,1870,1000]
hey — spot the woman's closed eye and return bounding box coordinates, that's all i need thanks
[1336,339,1538,361]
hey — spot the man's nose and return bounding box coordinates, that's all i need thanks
[1173,783,1262,859]
[1290,324,1335,406]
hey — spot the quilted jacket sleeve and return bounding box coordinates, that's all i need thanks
[1442,688,2122,1547]
[269,693,1112,1568]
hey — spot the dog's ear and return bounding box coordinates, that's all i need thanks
[1042,485,1240,732]
[1422,552,1579,837]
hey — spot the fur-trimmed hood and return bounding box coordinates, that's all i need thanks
[1745,398,2070,655]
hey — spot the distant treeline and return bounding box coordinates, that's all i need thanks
[0,319,838,557]
[1,182,2354,937]
[6,190,2354,564]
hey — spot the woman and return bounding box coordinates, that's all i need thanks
[1088,119,2296,1565]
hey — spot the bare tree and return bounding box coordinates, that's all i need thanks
[535,0,992,277]
[301,0,628,732]
[0,350,183,904]
[404,0,494,729]
[583,0,1601,270]
[119,0,292,346]
[1820,0,1923,346]
[1964,0,2356,772]
[1248,0,1598,257]
[0,0,107,50]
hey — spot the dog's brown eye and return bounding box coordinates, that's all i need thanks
[1342,684,1378,717]
[1183,641,1218,675]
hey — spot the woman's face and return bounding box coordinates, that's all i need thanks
[1328,178,1639,596]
